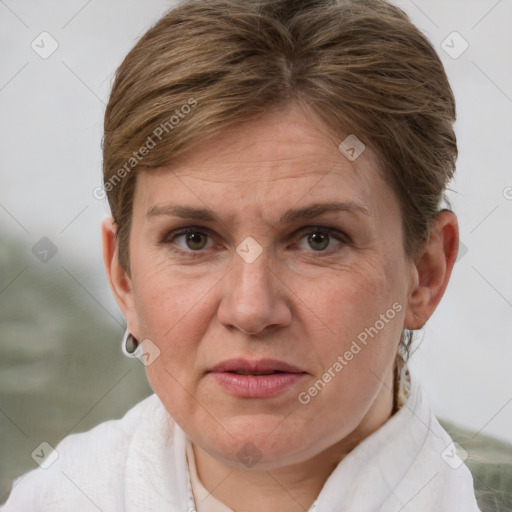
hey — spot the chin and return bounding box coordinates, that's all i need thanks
[198,434,311,470]
[188,411,334,470]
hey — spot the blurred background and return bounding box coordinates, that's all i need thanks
[1,0,511,508]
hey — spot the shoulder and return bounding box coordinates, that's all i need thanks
[1,394,167,512]
[55,392,163,464]
[391,379,481,511]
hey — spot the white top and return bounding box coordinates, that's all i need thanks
[1,375,481,511]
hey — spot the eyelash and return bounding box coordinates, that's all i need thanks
[161,226,350,259]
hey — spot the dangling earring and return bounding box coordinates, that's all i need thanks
[121,330,140,358]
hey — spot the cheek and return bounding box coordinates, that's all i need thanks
[293,275,404,433]
[131,248,213,332]
[305,262,398,338]
[130,261,219,387]
[299,260,405,385]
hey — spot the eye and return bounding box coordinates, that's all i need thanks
[295,227,348,254]
[164,227,214,253]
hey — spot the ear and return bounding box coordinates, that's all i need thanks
[404,210,459,330]
[101,217,138,334]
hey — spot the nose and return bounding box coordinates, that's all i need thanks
[217,247,292,336]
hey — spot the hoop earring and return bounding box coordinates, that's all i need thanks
[121,330,140,358]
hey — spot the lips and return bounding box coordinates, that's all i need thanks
[208,358,307,398]
[209,358,305,375]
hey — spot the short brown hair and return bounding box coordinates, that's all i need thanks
[102,0,457,388]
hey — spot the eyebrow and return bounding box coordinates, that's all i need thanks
[145,201,369,225]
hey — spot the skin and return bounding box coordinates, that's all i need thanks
[102,103,459,511]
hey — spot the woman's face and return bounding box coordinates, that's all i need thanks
[113,104,419,469]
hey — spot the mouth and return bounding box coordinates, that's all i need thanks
[227,370,284,376]
[208,358,307,398]
[209,358,305,374]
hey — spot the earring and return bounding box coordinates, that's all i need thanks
[121,330,140,358]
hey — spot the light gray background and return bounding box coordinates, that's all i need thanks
[0,0,511,464]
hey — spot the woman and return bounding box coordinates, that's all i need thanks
[2,0,481,510]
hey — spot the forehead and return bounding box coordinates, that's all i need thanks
[134,104,394,222]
